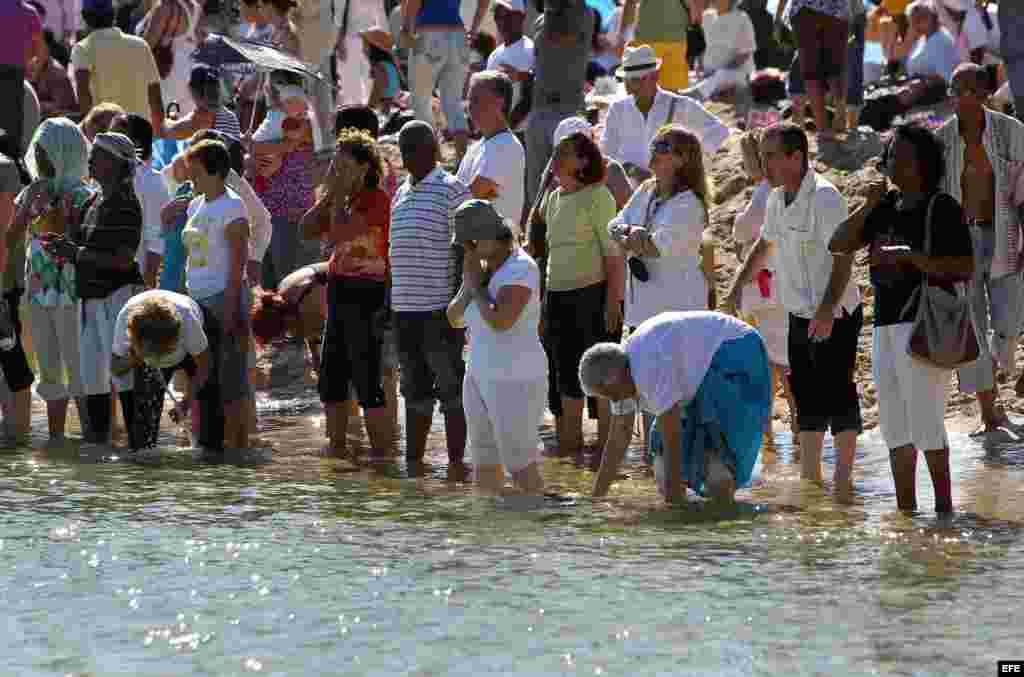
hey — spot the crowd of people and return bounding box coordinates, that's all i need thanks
[2,0,1024,514]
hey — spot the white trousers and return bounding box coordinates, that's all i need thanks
[464,372,547,474]
[872,322,952,452]
[80,285,142,395]
[27,303,82,401]
[748,303,789,368]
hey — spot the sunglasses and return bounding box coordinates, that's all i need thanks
[651,140,675,155]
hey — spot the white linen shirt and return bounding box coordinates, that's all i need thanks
[936,108,1024,278]
[760,170,860,320]
[134,161,171,268]
[601,88,731,172]
[608,186,709,327]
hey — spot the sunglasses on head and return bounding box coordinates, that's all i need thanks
[651,140,674,155]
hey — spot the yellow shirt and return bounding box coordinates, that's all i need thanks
[70,28,160,118]
[542,183,618,292]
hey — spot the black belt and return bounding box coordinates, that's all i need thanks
[968,218,994,228]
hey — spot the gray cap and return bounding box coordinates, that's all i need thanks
[452,199,513,245]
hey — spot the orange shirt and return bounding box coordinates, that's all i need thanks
[327,188,390,282]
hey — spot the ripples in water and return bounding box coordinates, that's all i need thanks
[3,370,1024,676]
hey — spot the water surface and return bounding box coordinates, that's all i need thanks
[3,365,1023,676]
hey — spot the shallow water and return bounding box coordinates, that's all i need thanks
[4,365,1024,676]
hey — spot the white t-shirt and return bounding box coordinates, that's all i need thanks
[464,249,547,381]
[183,189,248,300]
[133,162,170,268]
[701,9,756,75]
[487,37,535,127]
[619,311,754,416]
[455,130,526,238]
[112,289,209,369]
[760,171,860,320]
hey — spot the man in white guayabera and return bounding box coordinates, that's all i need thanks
[725,122,863,493]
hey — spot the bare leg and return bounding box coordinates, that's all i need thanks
[806,79,832,138]
[977,382,1010,431]
[224,399,248,450]
[799,430,826,482]
[9,387,31,440]
[829,75,847,133]
[405,406,432,469]
[383,366,400,442]
[558,397,585,456]
[322,401,349,457]
[832,429,858,487]
[596,397,611,450]
[453,132,469,166]
[511,462,544,494]
[362,405,396,457]
[889,444,918,511]
[46,398,69,438]
[924,447,953,514]
[705,451,736,505]
[475,464,506,494]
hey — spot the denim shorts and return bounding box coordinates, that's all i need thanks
[196,289,252,402]
[394,309,465,416]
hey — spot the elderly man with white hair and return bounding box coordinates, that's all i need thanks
[601,44,731,187]
[581,310,771,504]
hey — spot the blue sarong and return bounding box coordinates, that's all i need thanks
[647,331,772,496]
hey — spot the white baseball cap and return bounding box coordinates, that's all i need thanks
[552,116,593,146]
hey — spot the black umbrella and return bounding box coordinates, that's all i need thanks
[191,33,323,80]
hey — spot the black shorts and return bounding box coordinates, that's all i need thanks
[0,288,35,394]
[318,277,387,408]
[543,281,607,401]
[788,305,864,435]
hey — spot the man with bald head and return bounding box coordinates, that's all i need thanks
[390,121,472,475]
[936,62,1024,434]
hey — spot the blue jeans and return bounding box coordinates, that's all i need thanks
[958,226,1022,394]
[408,28,470,134]
[787,12,866,107]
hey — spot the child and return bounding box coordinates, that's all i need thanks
[245,70,316,193]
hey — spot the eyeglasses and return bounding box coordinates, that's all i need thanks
[651,141,675,155]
